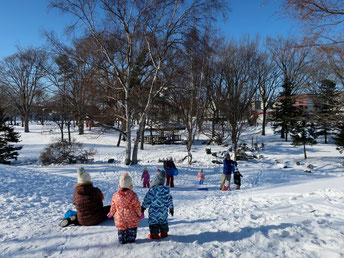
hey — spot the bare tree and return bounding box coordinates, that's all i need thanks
[266,37,313,140]
[170,28,212,164]
[49,0,229,165]
[215,38,261,160]
[256,50,281,135]
[279,0,344,46]
[0,47,48,132]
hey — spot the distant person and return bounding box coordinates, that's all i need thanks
[163,157,178,187]
[59,167,110,227]
[109,172,142,244]
[233,167,243,190]
[141,169,174,239]
[141,168,150,188]
[219,153,237,190]
[197,169,205,185]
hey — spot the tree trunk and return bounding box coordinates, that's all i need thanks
[303,143,307,159]
[60,125,64,142]
[78,117,84,135]
[140,117,146,150]
[285,126,288,142]
[117,133,122,147]
[67,121,72,144]
[132,113,147,165]
[262,108,266,136]
[281,126,285,138]
[186,131,193,165]
[324,128,328,144]
[24,114,30,133]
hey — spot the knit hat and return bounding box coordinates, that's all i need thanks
[225,153,230,159]
[235,167,239,172]
[77,167,91,184]
[119,172,133,189]
[151,169,166,187]
[198,169,204,174]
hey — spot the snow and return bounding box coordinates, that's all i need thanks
[1,123,344,258]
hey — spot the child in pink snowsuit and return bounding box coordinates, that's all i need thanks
[197,169,205,185]
[141,168,150,188]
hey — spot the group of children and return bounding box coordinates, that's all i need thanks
[110,163,242,245]
[109,169,173,244]
[62,154,243,245]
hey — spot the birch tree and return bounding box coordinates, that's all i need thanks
[50,0,228,165]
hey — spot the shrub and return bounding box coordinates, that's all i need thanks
[40,140,96,165]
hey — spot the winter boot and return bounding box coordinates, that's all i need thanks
[161,232,168,238]
[148,234,160,239]
[59,215,78,227]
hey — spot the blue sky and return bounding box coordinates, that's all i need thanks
[0,0,299,59]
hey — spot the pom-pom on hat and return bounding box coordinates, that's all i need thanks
[77,167,91,184]
[119,172,133,189]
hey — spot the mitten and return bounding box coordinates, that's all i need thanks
[169,208,174,216]
[107,212,114,218]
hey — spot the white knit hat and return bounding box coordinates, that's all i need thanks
[119,172,133,189]
[77,167,91,184]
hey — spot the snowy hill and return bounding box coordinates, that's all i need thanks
[0,124,343,257]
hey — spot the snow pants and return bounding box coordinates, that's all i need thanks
[166,175,174,187]
[118,227,138,244]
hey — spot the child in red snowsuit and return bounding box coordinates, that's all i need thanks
[110,173,142,244]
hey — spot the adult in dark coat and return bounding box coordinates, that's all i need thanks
[60,167,110,227]
[220,153,238,190]
[163,158,177,187]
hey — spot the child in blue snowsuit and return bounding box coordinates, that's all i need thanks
[141,169,174,239]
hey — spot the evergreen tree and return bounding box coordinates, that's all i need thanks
[290,120,318,159]
[314,79,338,144]
[333,124,344,154]
[272,77,296,141]
[0,106,22,164]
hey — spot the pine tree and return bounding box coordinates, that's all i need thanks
[290,120,318,159]
[333,124,344,154]
[314,79,338,144]
[272,77,297,141]
[0,106,22,164]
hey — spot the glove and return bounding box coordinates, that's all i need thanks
[141,206,146,214]
[169,208,174,216]
[107,212,114,219]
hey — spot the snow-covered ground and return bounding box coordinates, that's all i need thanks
[0,123,343,258]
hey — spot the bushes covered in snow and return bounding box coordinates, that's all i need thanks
[39,140,95,165]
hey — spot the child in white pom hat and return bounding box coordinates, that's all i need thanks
[109,172,142,244]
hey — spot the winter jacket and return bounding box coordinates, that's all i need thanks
[234,172,243,185]
[141,171,150,184]
[164,160,178,176]
[110,189,141,230]
[223,159,238,175]
[142,185,174,225]
[73,183,105,226]
[197,173,205,181]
